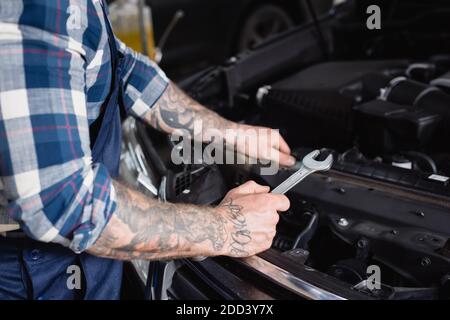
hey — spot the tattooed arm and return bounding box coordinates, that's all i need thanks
[88,181,289,260]
[143,82,236,142]
[142,82,296,166]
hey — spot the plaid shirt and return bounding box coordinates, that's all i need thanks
[0,0,169,253]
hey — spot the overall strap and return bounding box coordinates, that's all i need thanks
[101,1,121,76]
[89,0,125,177]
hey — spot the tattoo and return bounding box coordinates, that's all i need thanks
[221,198,252,257]
[144,82,236,142]
[88,181,228,261]
[88,85,247,261]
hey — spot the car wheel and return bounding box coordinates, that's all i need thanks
[237,4,294,52]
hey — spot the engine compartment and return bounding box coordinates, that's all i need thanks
[122,1,450,300]
[149,57,450,300]
[234,58,450,299]
[258,59,450,174]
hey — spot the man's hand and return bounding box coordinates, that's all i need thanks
[233,124,296,168]
[143,82,295,168]
[88,180,289,261]
[216,181,290,257]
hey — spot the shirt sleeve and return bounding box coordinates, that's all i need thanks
[116,39,170,118]
[0,30,116,253]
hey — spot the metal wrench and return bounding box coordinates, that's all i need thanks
[271,150,333,195]
[192,150,332,262]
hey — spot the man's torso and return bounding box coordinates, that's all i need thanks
[0,0,114,124]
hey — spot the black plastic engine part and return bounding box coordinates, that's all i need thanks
[402,151,438,174]
[327,259,367,286]
[430,54,450,72]
[333,155,450,196]
[380,78,450,152]
[382,78,450,121]
[260,89,355,150]
[383,78,430,106]
[258,61,408,151]
[431,71,450,92]
[415,89,450,150]
[354,100,442,155]
[361,72,394,100]
[406,63,437,83]
[165,166,227,205]
[258,165,450,288]
[272,60,408,92]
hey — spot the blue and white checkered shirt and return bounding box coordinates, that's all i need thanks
[0,0,169,253]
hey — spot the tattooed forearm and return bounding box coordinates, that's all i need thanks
[220,199,252,257]
[144,82,237,142]
[88,181,229,261]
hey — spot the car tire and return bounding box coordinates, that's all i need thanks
[237,4,294,52]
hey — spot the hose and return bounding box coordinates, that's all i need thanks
[292,211,319,250]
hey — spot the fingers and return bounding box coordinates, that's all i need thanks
[266,148,296,167]
[231,180,270,195]
[271,132,295,166]
[276,133,292,155]
[235,125,295,167]
[267,129,291,156]
[262,193,291,212]
[277,149,297,167]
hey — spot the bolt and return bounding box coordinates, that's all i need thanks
[228,56,237,64]
[421,257,431,267]
[338,218,349,227]
[337,187,346,194]
[357,239,368,248]
[391,230,399,236]
[415,210,426,218]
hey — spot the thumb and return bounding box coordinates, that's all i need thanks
[232,181,270,195]
[264,194,291,212]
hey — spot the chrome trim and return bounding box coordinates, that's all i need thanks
[137,172,158,196]
[241,255,346,300]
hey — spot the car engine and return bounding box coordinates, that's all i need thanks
[246,58,450,299]
[121,0,450,300]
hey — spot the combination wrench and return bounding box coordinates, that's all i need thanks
[271,150,334,194]
[191,150,333,262]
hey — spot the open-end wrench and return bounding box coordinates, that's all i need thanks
[192,150,333,262]
[271,150,333,195]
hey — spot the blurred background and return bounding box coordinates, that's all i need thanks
[107,0,334,80]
